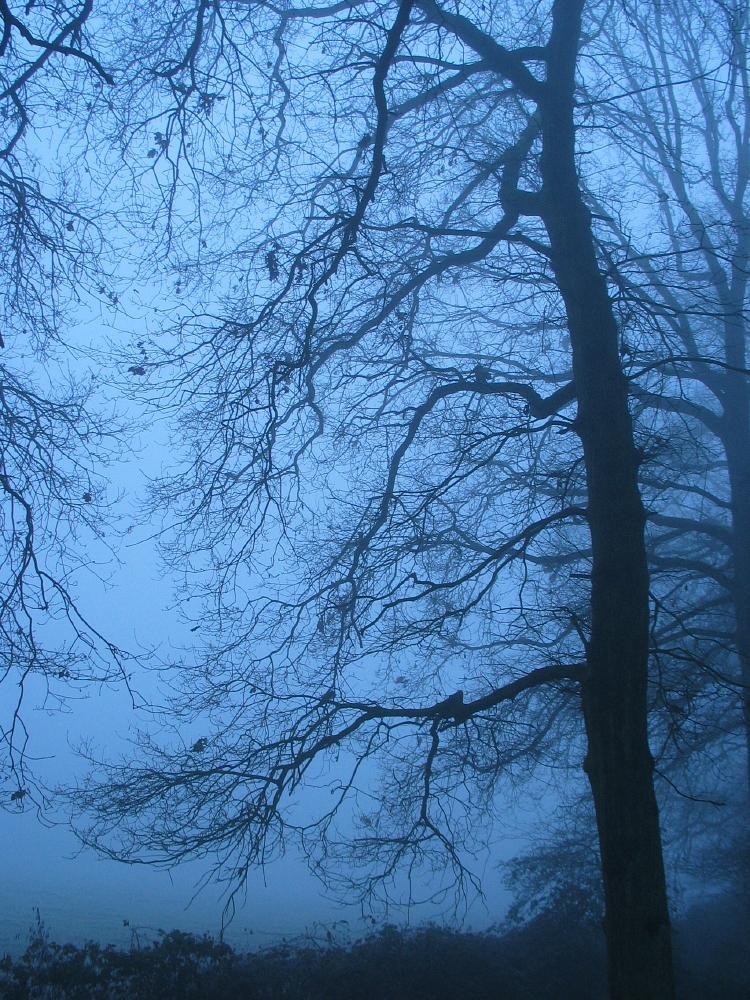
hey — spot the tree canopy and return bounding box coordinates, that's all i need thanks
[1,2,747,999]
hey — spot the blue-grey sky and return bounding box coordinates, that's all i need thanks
[0,505,352,953]
[0,395,515,953]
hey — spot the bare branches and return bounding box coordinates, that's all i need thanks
[55,10,702,979]
[589,0,750,792]
[0,1,127,804]
[338,662,587,724]
[0,0,114,97]
[414,0,545,101]
[57,2,593,903]
[0,362,129,804]
[339,0,414,253]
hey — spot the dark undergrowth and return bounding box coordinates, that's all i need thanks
[0,895,746,999]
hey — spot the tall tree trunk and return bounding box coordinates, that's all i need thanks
[723,328,750,921]
[541,3,675,996]
[726,421,750,905]
[725,395,750,796]
[722,271,750,795]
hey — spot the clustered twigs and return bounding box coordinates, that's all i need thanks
[0,2,744,995]
[0,1,126,805]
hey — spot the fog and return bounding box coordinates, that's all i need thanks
[0,482,513,953]
[1,2,748,998]
[0,506,351,953]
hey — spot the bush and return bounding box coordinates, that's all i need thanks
[1,900,746,999]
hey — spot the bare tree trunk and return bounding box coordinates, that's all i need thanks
[541,4,675,996]
[726,423,750,898]
[723,304,750,794]
[725,445,750,799]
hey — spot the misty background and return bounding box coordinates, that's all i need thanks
[0,2,748,997]
[0,301,515,955]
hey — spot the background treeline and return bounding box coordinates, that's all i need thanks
[1,896,747,1000]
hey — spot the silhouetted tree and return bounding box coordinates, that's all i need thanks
[590,0,750,794]
[503,0,750,935]
[67,3,689,996]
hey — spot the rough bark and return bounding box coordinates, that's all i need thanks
[724,370,750,794]
[540,3,675,996]
[721,248,750,793]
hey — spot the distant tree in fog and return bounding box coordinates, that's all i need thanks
[594,0,749,792]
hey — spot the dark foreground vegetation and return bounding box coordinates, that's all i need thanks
[1,897,746,1000]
